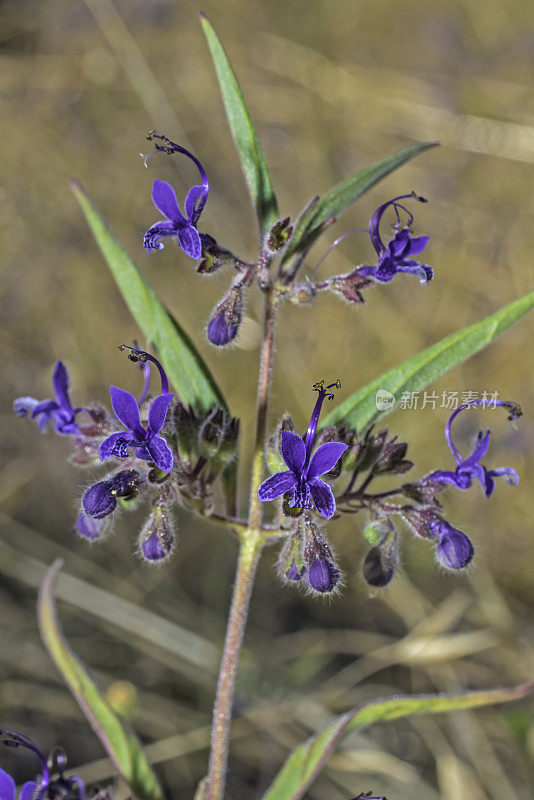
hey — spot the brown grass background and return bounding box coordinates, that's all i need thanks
[1,0,533,798]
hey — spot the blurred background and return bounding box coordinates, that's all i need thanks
[1,0,533,798]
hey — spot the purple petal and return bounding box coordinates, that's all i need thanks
[148,393,173,435]
[30,399,57,419]
[144,220,177,252]
[141,531,173,562]
[407,234,430,255]
[99,431,133,462]
[151,179,186,224]
[184,185,208,225]
[430,469,470,490]
[0,767,16,800]
[388,229,411,258]
[207,312,239,346]
[13,396,39,418]
[308,477,336,519]
[307,442,348,480]
[177,225,202,260]
[110,386,143,435]
[436,527,474,570]
[76,512,108,540]
[18,782,38,800]
[257,470,297,501]
[83,481,116,518]
[142,435,173,473]
[462,429,491,467]
[52,360,71,409]
[484,466,519,497]
[280,431,306,474]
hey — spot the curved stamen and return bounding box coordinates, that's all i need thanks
[310,229,368,281]
[0,730,49,800]
[444,398,522,463]
[119,345,169,395]
[369,192,426,254]
[303,380,341,465]
[143,131,209,194]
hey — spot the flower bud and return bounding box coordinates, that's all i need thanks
[362,520,398,587]
[375,437,413,475]
[303,519,340,594]
[427,517,474,570]
[354,428,387,472]
[138,504,175,563]
[207,283,244,346]
[266,216,293,253]
[279,530,306,582]
[83,480,117,519]
[76,512,108,540]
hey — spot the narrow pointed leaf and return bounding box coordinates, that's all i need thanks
[72,180,226,412]
[263,682,534,800]
[322,289,534,432]
[200,13,279,236]
[38,559,162,800]
[283,141,437,264]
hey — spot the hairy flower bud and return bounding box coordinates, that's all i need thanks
[207,281,244,346]
[375,436,413,475]
[279,528,306,582]
[197,234,237,274]
[76,511,108,540]
[83,470,141,519]
[138,504,175,563]
[354,428,387,472]
[303,519,340,594]
[362,518,398,587]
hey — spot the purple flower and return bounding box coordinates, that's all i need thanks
[257,381,348,519]
[99,348,174,474]
[99,388,174,473]
[358,193,432,284]
[431,400,520,497]
[83,469,142,520]
[427,516,474,570]
[0,730,85,800]
[14,361,83,435]
[143,135,208,261]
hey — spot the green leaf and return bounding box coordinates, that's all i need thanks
[200,13,279,237]
[72,180,226,412]
[38,559,162,800]
[322,289,534,432]
[263,682,534,800]
[283,142,437,264]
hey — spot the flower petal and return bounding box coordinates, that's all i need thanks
[0,767,16,800]
[148,393,173,435]
[257,470,297,501]
[463,429,491,467]
[19,782,38,800]
[99,431,133,462]
[151,179,186,224]
[177,225,202,260]
[307,442,348,480]
[13,396,39,418]
[308,477,336,519]
[52,360,71,409]
[184,185,208,225]
[142,435,174,473]
[110,386,143,434]
[280,430,306,474]
[144,220,177,252]
[407,234,430,255]
[30,399,57,419]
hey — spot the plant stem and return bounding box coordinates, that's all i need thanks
[205,286,278,800]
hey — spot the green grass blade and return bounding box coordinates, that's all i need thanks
[322,289,534,432]
[72,180,226,412]
[38,559,163,800]
[200,13,279,237]
[283,142,437,264]
[262,682,534,800]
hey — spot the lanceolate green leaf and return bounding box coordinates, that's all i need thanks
[283,141,438,264]
[322,289,534,432]
[262,682,534,800]
[72,180,226,412]
[38,560,163,800]
[200,13,279,237]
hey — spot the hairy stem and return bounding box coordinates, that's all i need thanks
[206,287,278,800]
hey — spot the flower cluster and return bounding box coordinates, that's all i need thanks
[0,730,87,800]
[14,347,239,563]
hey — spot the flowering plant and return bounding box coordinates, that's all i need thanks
[8,13,534,800]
